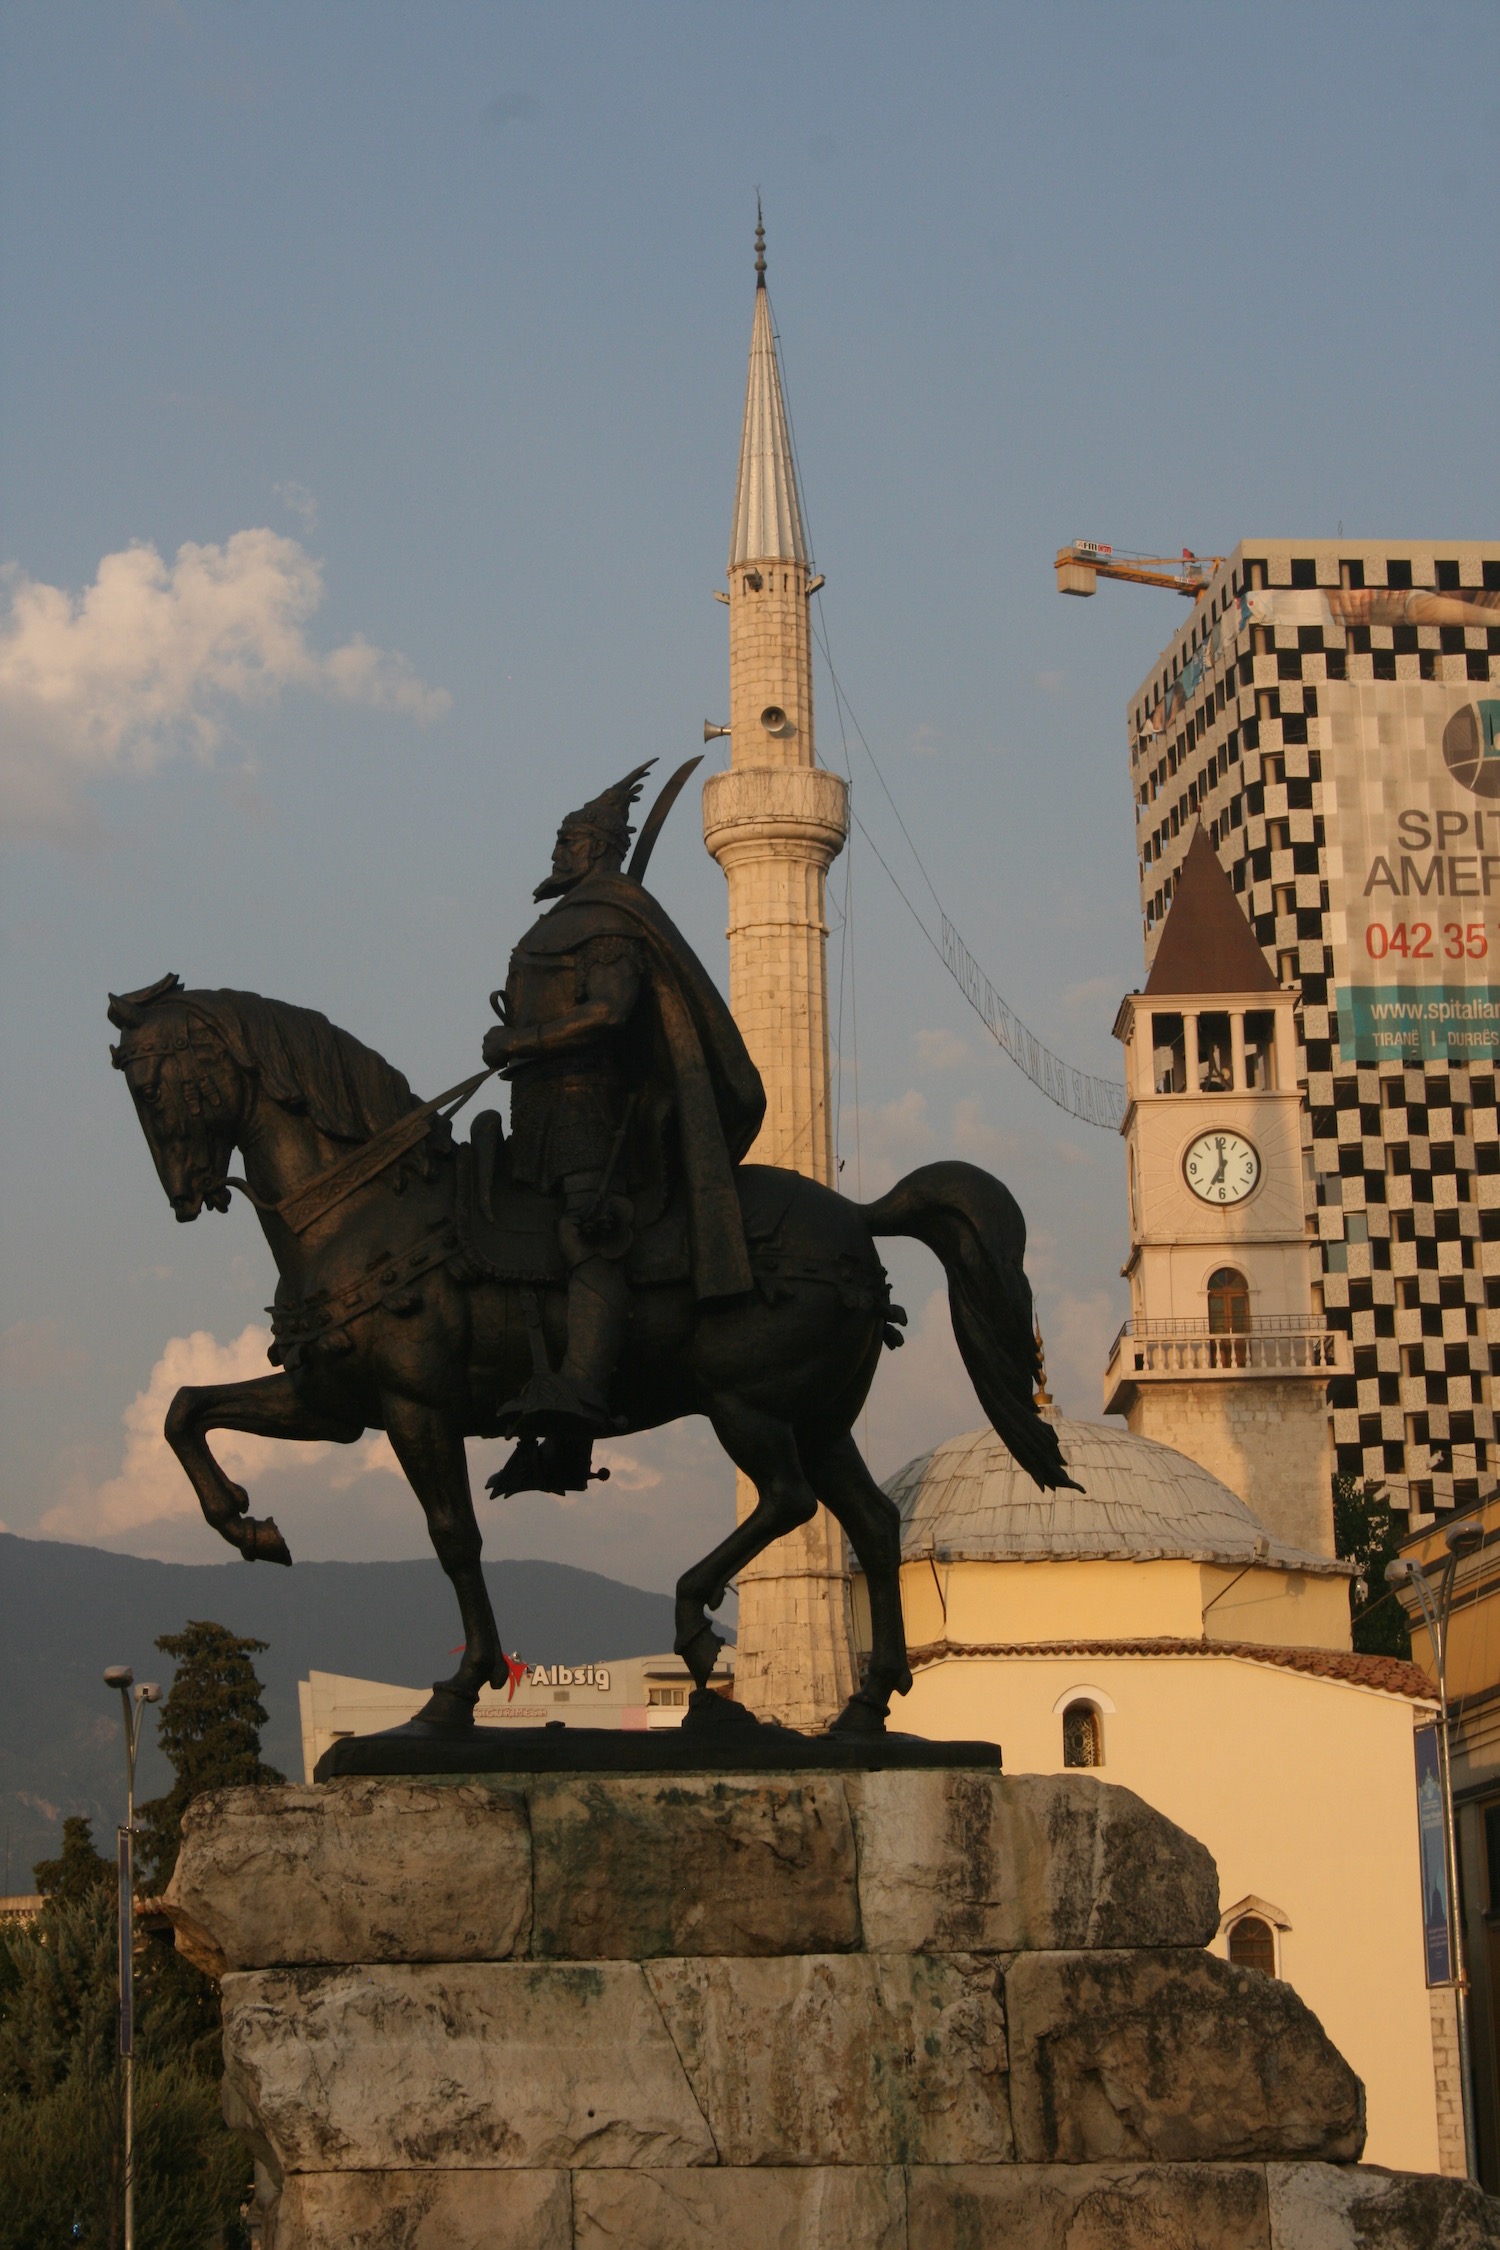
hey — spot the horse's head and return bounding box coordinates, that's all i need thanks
[109,977,248,1222]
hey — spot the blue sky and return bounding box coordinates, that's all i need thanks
[2,1,1496,1593]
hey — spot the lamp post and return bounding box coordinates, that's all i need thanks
[1388,1519,1485,2181]
[103,1665,160,2250]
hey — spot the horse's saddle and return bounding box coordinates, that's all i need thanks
[452,1127,803,1292]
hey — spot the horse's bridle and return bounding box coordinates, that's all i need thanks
[116,1007,496,1237]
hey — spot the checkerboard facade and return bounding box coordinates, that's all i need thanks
[1130,540,1500,1521]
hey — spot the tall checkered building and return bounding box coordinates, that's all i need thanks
[1128,539,1500,1521]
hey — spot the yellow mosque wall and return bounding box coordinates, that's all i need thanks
[894,1643,1440,2174]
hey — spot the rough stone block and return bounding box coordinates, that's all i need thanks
[528,1774,858,1958]
[646,1952,1011,2165]
[1006,1950,1365,2165]
[1267,2162,1500,2248]
[849,1771,1220,1954]
[222,1962,716,2172]
[906,2162,1270,2249]
[267,2168,571,2250]
[164,1780,531,1970]
[574,2167,906,2248]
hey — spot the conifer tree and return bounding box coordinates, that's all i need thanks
[1333,1473,1413,1659]
[137,1621,284,1895]
[33,1814,114,1907]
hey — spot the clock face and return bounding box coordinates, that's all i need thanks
[1184,1129,1261,1206]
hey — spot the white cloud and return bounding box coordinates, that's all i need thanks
[1034,669,1068,695]
[272,480,319,532]
[840,1088,935,1197]
[0,529,451,840]
[38,1324,358,1545]
[952,1097,1023,1172]
[595,1446,664,1493]
[915,1027,969,1071]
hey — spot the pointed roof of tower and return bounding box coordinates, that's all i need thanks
[1144,824,1277,996]
[729,210,809,568]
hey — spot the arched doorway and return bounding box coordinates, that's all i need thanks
[1207,1267,1251,1367]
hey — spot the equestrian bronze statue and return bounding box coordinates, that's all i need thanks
[109,763,1074,1740]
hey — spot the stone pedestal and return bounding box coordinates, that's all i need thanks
[164,1769,1500,2249]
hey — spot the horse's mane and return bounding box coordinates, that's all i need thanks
[181,988,418,1144]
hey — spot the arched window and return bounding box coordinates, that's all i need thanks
[1227,1913,1276,1975]
[1207,1268,1251,1367]
[1062,1701,1102,1768]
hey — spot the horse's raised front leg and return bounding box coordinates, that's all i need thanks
[383,1397,505,1732]
[165,1374,363,1564]
[674,1397,820,1693]
[799,1428,913,1736]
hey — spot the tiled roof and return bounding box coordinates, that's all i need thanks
[905,1634,1434,1702]
[885,1418,1350,1577]
[1144,822,1277,996]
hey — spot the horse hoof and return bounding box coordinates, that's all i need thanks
[412,1685,479,1733]
[674,1619,725,1690]
[242,1517,293,1566]
[827,1691,889,1739]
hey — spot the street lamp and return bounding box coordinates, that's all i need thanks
[103,1665,160,2250]
[1387,1516,1485,2180]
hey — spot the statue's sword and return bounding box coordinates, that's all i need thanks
[625,755,703,885]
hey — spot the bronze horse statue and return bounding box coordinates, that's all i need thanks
[108,974,1072,1736]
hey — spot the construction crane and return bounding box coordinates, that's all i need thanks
[1055,540,1224,602]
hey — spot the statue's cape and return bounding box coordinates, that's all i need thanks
[561,869,766,1299]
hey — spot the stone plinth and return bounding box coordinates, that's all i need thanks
[165,1769,1500,2249]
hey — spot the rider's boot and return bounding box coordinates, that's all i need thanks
[509,1255,628,1441]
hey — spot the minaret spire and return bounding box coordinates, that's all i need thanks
[703,215,856,1730]
[729,217,807,571]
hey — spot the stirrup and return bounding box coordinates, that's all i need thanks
[486,1431,609,1501]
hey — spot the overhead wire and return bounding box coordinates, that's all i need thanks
[770,277,1125,1136]
[811,598,1128,1134]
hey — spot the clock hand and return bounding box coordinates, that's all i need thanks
[1210,1151,1228,1186]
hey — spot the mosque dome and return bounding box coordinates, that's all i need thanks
[883,1417,1348,1576]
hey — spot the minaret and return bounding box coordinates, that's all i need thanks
[703,214,857,1729]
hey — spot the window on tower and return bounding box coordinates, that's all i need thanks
[1198,1012,1233,1091]
[1151,1013,1187,1094]
[1207,1271,1252,1364]
[1244,1011,1277,1088]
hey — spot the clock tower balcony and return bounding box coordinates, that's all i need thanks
[1104,1315,1347,1420]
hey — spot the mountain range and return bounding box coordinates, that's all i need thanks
[0,1532,679,1888]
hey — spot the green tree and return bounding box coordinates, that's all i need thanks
[33,1815,114,1906]
[0,1892,247,2250]
[0,1619,285,2247]
[1332,1472,1413,1659]
[137,1620,284,1895]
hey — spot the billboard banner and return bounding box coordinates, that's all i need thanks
[1325,682,1500,1063]
[1414,1725,1453,1987]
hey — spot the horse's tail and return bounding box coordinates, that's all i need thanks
[860,1160,1081,1494]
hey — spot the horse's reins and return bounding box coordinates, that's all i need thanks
[211,1066,498,1237]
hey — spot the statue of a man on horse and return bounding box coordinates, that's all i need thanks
[108,762,1076,1741]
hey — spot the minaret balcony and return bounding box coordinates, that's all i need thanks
[1104,1316,1346,1416]
[702,765,849,869]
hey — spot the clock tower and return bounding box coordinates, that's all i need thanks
[1104,826,1344,1556]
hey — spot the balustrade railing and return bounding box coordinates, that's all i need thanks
[1105,1316,1343,1377]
